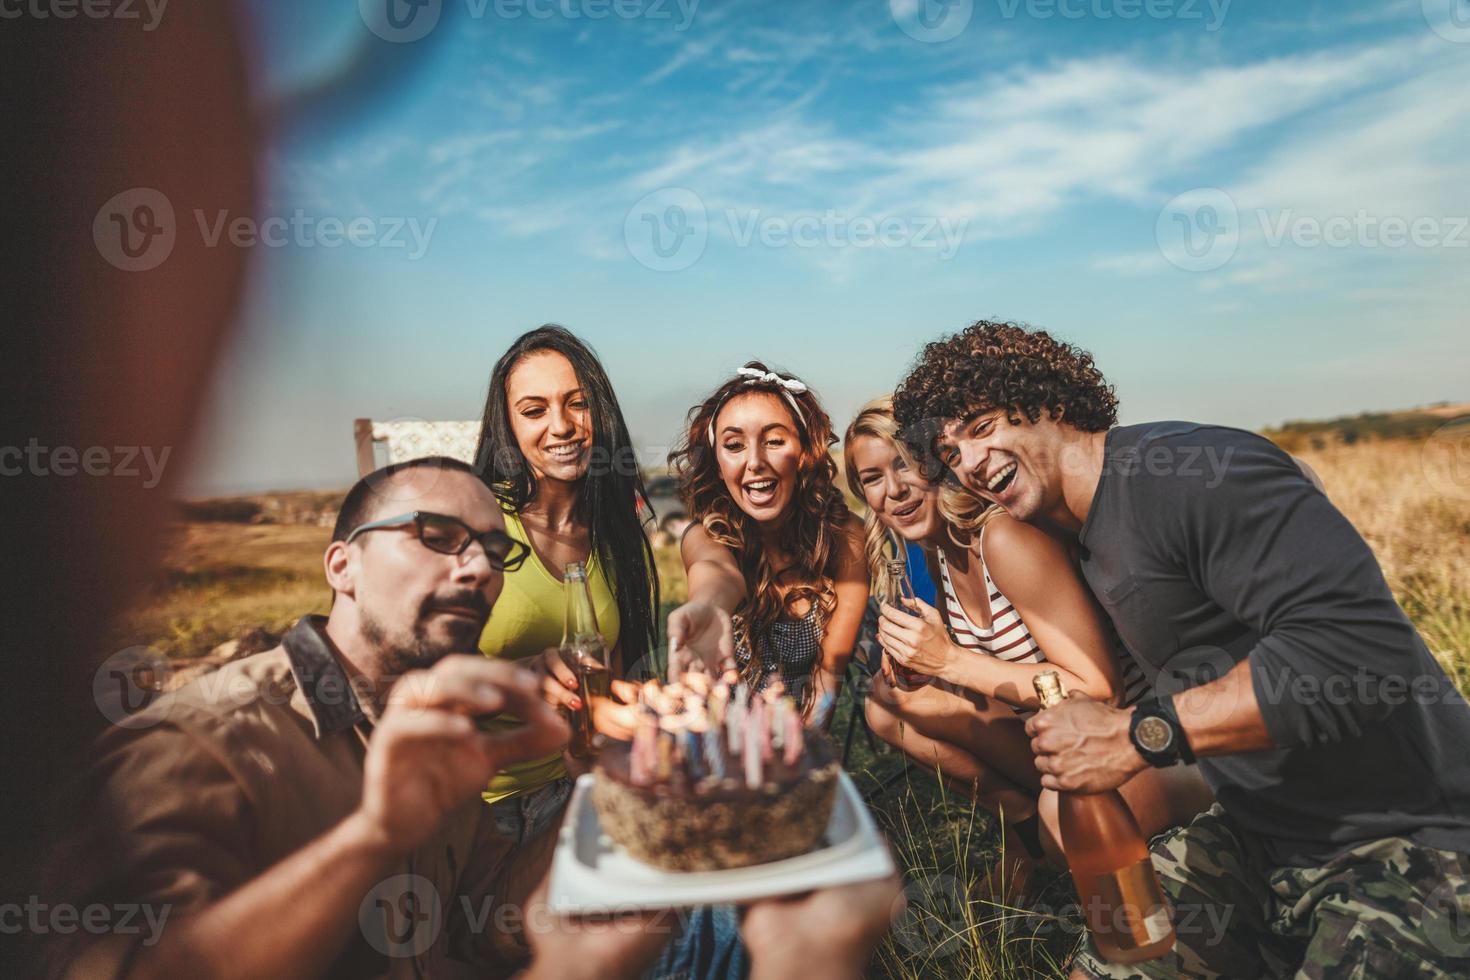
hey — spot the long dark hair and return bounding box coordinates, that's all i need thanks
[473,325,659,670]
[668,361,850,689]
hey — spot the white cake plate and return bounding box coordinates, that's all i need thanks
[545,770,895,913]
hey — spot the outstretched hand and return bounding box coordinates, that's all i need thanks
[665,600,735,678]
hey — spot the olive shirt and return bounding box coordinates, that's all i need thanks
[48,617,514,979]
[477,507,620,805]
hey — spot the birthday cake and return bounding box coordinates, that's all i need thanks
[591,671,841,872]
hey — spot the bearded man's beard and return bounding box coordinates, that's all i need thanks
[360,593,489,682]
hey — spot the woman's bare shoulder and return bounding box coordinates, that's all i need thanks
[680,519,721,559]
[980,512,1071,592]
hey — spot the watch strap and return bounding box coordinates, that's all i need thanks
[1156,692,1196,764]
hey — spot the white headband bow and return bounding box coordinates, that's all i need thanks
[707,367,810,445]
[736,366,808,394]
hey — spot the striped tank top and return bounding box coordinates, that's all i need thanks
[935,527,1150,709]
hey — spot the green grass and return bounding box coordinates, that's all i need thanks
[831,685,1081,979]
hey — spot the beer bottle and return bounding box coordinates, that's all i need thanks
[560,562,611,760]
[883,558,933,691]
[1033,670,1174,964]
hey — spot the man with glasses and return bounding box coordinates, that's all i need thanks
[51,457,581,977]
[53,456,902,979]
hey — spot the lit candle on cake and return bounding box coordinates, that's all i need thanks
[758,696,775,763]
[704,716,725,780]
[710,682,729,729]
[655,726,674,782]
[631,709,657,785]
[686,715,707,781]
[744,697,763,788]
[729,684,747,756]
[783,706,803,767]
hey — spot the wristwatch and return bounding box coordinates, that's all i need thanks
[1129,695,1195,768]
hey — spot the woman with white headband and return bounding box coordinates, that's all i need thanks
[665,361,869,722]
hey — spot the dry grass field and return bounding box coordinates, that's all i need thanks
[112,436,1469,674]
[1298,440,1470,691]
[106,431,1470,978]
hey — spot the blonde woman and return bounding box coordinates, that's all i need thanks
[844,398,1212,891]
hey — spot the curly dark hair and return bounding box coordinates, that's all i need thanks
[668,361,850,695]
[892,321,1118,443]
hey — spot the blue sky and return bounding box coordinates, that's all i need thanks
[186,0,1470,494]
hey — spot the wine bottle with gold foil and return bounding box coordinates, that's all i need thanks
[1033,670,1174,964]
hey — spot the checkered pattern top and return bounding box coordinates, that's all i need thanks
[733,606,820,708]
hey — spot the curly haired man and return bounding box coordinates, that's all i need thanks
[894,320,1470,979]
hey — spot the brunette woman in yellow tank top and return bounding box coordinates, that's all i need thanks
[471,326,658,856]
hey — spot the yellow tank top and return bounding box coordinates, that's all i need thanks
[479,507,621,804]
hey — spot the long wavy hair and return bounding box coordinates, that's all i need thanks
[473,325,659,669]
[668,361,850,688]
[843,397,995,589]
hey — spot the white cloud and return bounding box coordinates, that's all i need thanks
[282,19,1467,292]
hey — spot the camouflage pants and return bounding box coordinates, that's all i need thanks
[1074,804,1470,979]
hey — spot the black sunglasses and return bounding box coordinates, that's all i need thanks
[345,511,530,572]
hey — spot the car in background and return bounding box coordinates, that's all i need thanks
[640,474,688,535]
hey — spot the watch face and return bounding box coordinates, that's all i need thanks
[1136,716,1175,754]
